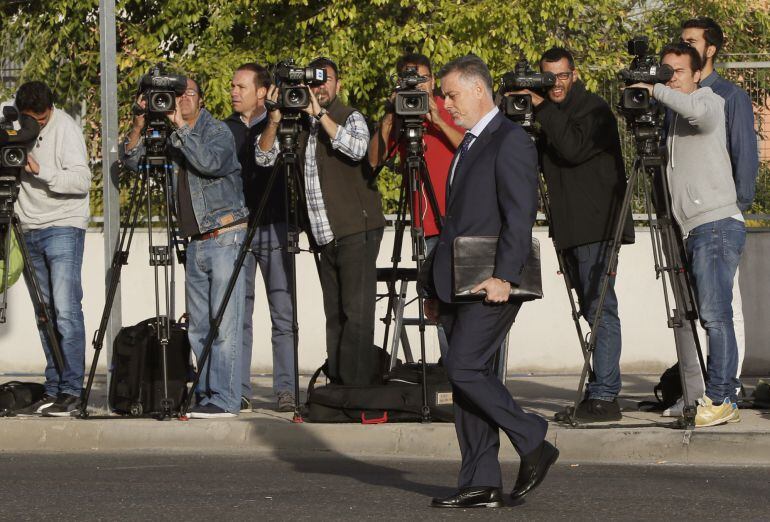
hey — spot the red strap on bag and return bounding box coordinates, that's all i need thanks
[361,411,388,424]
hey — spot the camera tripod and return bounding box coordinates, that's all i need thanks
[555,145,706,429]
[178,111,306,421]
[79,131,185,420]
[377,117,443,423]
[0,174,66,377]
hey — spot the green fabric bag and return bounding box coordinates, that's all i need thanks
[0,230,24,292]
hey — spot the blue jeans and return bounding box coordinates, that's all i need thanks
[562,241,622,401]
[22,226,86,397]
[685,218,745,404]
[242,222,295,397]
[186,228,246,413]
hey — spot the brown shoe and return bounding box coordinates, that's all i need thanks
[277,391,295,412]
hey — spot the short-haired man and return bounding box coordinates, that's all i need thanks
[662,17,759,415]
[124,77,248,418]
[514,47,635,422]
[12,81,92,417]
[632,43,745,427]
[225,63,296,412]
[256,57,386,386]
[425,55,556,508]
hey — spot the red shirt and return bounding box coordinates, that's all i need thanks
[388,96,463,237]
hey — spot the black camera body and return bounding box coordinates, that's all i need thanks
[138,65,187,113]
[0,106,39,171]
[618,37,670,165]
[618,36,673,112]
[271,59,327,110]
[393,66,430,117]
[499,60,555,128]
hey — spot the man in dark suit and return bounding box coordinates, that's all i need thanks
[424,55,558,508]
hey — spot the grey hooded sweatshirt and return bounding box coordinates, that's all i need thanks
[653,84,739,233]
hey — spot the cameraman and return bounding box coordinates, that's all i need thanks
[662,17,760,415]
[368,53,463,253]
[256,57,386,386]
[12,81,92,417]
[123,77,248,418]
[514,47,635,422]
[630,43,744,427]
[225,63,296,412]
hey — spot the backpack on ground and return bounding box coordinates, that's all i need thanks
[108,317,192,416]
[0,381,45,416]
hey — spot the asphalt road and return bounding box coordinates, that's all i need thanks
[1,452,769,521]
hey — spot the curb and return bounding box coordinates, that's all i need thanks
[2,412,770,465]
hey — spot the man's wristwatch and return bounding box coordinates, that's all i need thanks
[314,108,327,121]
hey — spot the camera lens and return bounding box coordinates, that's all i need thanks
[2,147,25,167]
[151,92,174,111]
[512,96,529,112]
[404,96,420,110]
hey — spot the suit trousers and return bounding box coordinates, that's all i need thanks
[440,300,548,489]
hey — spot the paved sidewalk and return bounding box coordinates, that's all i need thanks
[1,373,769,465]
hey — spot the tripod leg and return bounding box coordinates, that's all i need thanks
[381,179,408,352]
[79,172,147,418]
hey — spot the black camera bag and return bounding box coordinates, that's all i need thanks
[108,317,192,416]
[0,381,45,416]
[305,361,454,423]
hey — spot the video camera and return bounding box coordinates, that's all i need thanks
[393,66,430,117]
[617,37,671,164]
[270,59,327,111]
[137,65,187,114]
[618,36,673,112]
[133,65,187,158]
[0,106,40,173]
[499,59,555,128]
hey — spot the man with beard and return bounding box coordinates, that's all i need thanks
[256,57,386,386]
[124,77,248,418]
[659,17,759,416]
[225,63,296,412]
[513,47,634,422]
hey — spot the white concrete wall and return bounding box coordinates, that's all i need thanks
[0,227,681,375]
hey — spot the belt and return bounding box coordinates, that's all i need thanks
[191,222,247,241]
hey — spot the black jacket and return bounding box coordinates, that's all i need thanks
[225,112,286,225]
[535,81,634,251]
[431,112,538,303]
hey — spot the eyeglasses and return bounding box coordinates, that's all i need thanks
[180,89,199,97]
[553,72,573,81]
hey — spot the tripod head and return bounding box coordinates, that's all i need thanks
[277,112,303,155]
[399,115,426,166]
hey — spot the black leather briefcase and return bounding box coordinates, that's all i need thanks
[452,236,543,301]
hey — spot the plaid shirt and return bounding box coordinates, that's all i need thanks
[255,111,370,246]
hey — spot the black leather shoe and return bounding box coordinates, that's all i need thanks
[431,487,503,508]
[510,441,559,501]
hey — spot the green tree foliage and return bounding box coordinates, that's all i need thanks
[1,0,768,216]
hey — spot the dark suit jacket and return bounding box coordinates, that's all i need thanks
[431,111,539,303]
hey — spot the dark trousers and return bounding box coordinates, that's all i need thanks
[319,227,383,385]
[440,300,548,489]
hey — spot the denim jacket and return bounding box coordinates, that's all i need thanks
[122,108,249,233]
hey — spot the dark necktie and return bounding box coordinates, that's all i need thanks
[451,132,475,186]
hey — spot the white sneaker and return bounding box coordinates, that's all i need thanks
[662,398,684,417]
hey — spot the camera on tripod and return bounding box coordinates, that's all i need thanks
[393,66,430,117]
[499,59,555,128]
[270,59,327,111]
[618,36,673,112]
[617,37,673,164]
[0,106,39,173]
[134,65,187,158]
